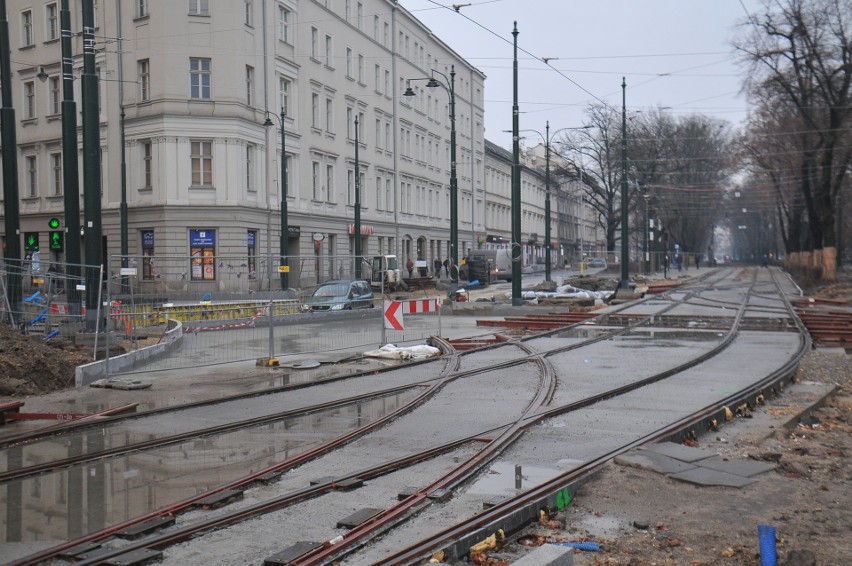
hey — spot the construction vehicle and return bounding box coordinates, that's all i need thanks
[370,255,406,292]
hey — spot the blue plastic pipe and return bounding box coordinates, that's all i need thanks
[758,523,777,566]
[549,541,602,552]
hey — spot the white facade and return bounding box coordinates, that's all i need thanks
[1,0,486,287]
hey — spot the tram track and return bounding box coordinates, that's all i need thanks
[6,268,804,566]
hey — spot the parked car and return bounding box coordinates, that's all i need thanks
[585,257,608,268]
[302,280,375,311]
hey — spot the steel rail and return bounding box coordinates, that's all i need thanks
[372,270,811,565]
[9,270,745,565]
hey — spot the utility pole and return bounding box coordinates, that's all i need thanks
[0,0,22,315]
[544,122,552,281]
[60,0,81,309]
[279,110,289,290]
[81,0,103,330]
[618,77,630,292]
[511,22,522,305]
[354,116,362,280]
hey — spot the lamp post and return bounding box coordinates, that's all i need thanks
[516,124,591,282]
[404,65,457,284]
[618,77,629,291]
[263,109,289,290]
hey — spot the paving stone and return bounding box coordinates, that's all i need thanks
[699,456,775,477]
[669,467,757,488]
[397,486,419,500]
[114,515,175,539]
[336,507,383,529]
[103,548,163,565]
[483,495,510,509]
[615,451,698,474]
[510,543,574,566]
[263,541,323,565]
[643,441,717,463]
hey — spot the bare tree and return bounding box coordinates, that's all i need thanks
[735,0,852,279]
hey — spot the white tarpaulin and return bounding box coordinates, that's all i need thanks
[364,344,441,360]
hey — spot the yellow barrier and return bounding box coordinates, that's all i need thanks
[109,300,301,327]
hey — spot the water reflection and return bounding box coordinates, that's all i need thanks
[0,391,416,556]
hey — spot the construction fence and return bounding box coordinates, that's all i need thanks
[1,255,444,384]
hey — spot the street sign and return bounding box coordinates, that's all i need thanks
[383,300,404,331]
[278,265,290,273]
[49,231,64,251]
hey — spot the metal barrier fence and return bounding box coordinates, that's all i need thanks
[0,258,103,355]
[95,254,441,380]
[1,254,444,383]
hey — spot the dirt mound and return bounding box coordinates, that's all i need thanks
[0,325,93,398]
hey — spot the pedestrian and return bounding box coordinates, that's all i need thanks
[406,257,414,278]
[443,257,449,278]
[434,257,442,278]
[762,254,769,268]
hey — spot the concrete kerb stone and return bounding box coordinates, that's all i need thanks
[509,543,574,566]
[75,318,184,387]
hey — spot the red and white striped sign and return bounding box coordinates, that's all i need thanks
[404,298,439,314]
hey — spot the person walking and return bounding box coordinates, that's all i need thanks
[434,257,442,278]
[443,257,450,278]
[406,257,414,278]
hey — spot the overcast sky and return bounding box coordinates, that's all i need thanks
[399,0,763,149]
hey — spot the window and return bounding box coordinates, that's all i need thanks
[189,229,216,281]
[21,10,33,46]
[141,230,155,279]
[50,153,62,196]
[374,64,380,93]
[357,2,363,30]
[346,47,353,78]
[326,164,334,202]
[49,76,61,115]
[246,144,255,191]
[247,230,257,278]
[325,98,333,132]
[345,0,351,22]
[384,70,390,97]
[244,0,253,26]
[24,81,35,119]
[188,0,208,16]
[25,156,37,197]
[137,0,149,18]
[373,15,379,39]
[347,169,354,204]
[325,35,333,67]
[346,107,353,138]
[190,140,213,186]
[312,161,320,200]
[277,4,290,43]
[384,22,389,48]
[376,177,382,210]
[311,93,319,128]
[310,27,318,60]
[357,54,364,83]
[142,141,152,188]
[245,65,254,106]
[375,119,381,150]
[189,58,211,99]
[278,76,290,115]
[138,59,150,101]
[46,3,59,40]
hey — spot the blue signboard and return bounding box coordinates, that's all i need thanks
[142,230,155,249]
[190,229,216,247]
[247,230,256,247]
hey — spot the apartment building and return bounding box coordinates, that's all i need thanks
[1,0,486,287]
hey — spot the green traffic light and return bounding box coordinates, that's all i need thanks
[48,218,60,229]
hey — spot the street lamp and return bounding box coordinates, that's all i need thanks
[516,123,590,281]
[263,108,289,290]
[404,65,458,284]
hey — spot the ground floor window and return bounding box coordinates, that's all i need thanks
[247,230,257,279]
[190,229,216,281]
[141,230,155,280]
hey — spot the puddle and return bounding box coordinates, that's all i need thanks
[467,461,563,495]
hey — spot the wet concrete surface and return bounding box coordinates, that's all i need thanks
[1,267,807,564]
